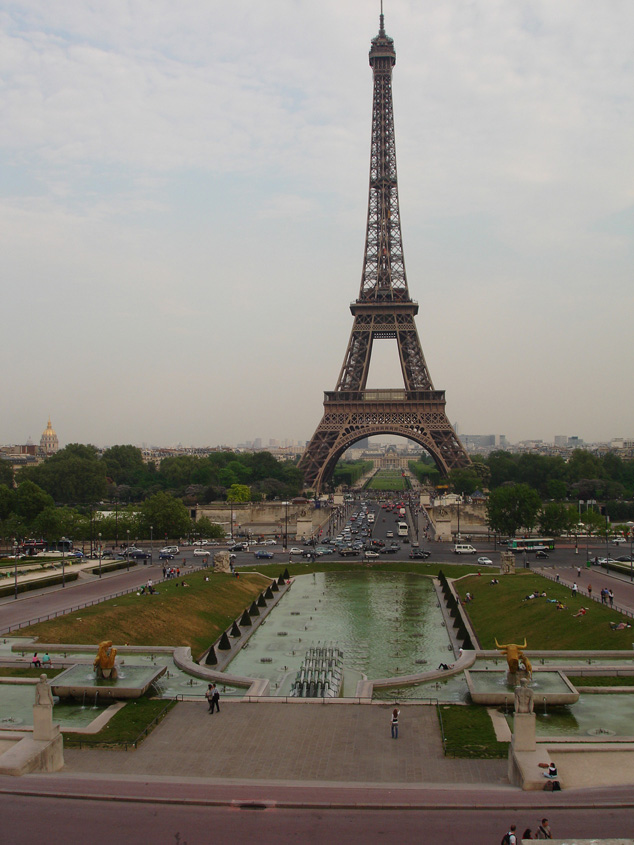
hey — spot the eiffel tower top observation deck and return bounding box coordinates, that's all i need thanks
[299,12,470,492]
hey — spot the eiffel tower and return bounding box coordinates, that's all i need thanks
[299,11,471,492]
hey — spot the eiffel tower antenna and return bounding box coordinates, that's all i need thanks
[299,14,470,493]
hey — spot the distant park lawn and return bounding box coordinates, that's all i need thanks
[19,570,270,660]
[454,571,634,651]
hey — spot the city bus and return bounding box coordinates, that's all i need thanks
[507,538,555,552]
[397,521,409,537]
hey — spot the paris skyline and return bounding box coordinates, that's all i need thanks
[2,1,632,449]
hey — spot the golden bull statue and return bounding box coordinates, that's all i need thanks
[94,640,118,680]
[495,638,532,678]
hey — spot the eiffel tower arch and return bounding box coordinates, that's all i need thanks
[300,12,470,492]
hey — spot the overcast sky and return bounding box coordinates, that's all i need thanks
[1,0,633,451]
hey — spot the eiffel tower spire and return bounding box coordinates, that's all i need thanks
[299,14,470,492]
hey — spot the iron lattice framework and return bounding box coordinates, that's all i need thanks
[300,13,470,492]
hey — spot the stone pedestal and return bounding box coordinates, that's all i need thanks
[512,712,536,752]
[214,551,231,573]
[32,705,60,743]
[500,552,516,574]
[296,518,313,541]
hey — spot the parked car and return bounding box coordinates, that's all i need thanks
[477,556,493,566]
[254,550,274,560]
[409,550,431,560]
[194,548,210,557]
[616,555,634,563]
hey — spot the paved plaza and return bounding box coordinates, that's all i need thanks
[62,701,507,786]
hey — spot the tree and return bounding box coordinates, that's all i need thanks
[193,516,225,539]
[101,445,145,486]
[14,480,55,522]
[546,478,568,501]
[486,484,542,537]
[448,468,480,496]
[0,461,13,487]
[538,503,570,537]
[0,485,15,521]
[226,484,250,503]
[139,492,191,540]
[19,444,107,503]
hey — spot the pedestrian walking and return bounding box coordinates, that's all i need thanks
[536,817,553,838]
[205,684,213,713]
[587,583,592,599]
[522,829,534,840]
[501,823,518,844]
[572,582,578,597]
[577,566,581,577]
[390,706,400,739]
[600,587,607,604]
[609,589,614,608]
[210,684,220,714]
[556,573,560,583]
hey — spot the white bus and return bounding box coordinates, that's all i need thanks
[397,521,409,537]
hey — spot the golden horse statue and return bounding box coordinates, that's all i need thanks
[94,640,118,679]
[495,638,532,677]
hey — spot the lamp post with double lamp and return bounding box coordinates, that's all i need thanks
[13,540,18,600]
[126,529,130,572]
[150,525,153,566]
[98,532,102,579]
[62,536,66,588]
[629,528,633,582]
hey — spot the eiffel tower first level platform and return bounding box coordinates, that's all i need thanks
[299,11,471,492]
[300,389,469,493]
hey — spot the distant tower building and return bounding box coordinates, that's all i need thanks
[39,418,59,456]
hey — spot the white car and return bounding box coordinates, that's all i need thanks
[160,546,179,555]
[193,540,208,546]
[386,531,394,538]
[262,539,277,546]
[194,548,210,557]
[477,556,493,566]
[289,548,303,555]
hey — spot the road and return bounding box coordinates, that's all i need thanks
[1,790,633,844]
[3,498,634,633]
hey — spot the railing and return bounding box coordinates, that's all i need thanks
[323,390,446,403]
[0,564,207,635]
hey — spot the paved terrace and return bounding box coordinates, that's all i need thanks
[62,701,507,786]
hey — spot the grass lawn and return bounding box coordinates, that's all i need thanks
[19,570,270,660]
[454,571,634,650]
[437,704,508,758]
[64,697,176,748]
[0,666,64,678]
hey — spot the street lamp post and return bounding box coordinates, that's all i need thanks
[62,537,66,588]
[630,529,633,582]
[126,529,130,572]
[150,525,153,565]
[283,501,289,551]
[13,540,18,600]
[98,532,102,579]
